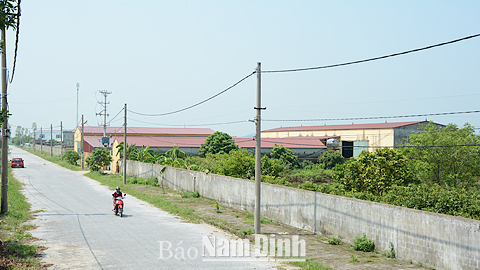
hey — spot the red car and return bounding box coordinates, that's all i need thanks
[11,158,24,168]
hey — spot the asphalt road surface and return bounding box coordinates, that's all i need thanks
[10,147,278,270]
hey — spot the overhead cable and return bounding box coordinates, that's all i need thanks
[128,117,250,127]
[263,110,480,122]
[128,72,255,117]
[262,34,480,73]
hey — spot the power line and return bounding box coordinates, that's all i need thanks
[128,71,255,117]
[107,107,125,125]
[263,110,480,122]
[128,117,250,127]
[262,33,480,73]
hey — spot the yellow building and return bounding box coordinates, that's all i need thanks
[261,120,443,158]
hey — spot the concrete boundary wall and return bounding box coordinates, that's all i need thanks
[121,160,480,270]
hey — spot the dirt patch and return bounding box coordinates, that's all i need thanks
[126,185,429,270]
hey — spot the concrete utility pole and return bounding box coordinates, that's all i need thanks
[81,115,84,169]
[1,26,8,214]
[97,90,111,147]
[76,83,79,127]
[254,62,265,235]
[60,121,63,160]
[33,129,35,151]
[50,124,53,157]
[123,103,127,185]
[40,127,43,152]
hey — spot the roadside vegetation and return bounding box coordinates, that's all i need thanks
[119,122,480,221]
[24,148,85,171]
[0,168,48,269]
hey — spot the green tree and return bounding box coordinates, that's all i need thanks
[85,148,112,172]
[198,131,239,157]
[216,149,255,179]
[318,150,344,169]
[401,122,480,187]
[333,148,416,195]
[270,144,300,169]
[166,145,187,160]
[261,155,286,178]
[62,150,81,165]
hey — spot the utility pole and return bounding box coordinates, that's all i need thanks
[60,121,63,160]
[76,83,79,127]
[254,62,265,235]
[81,115,84,169]
[1,25,9,214]
[123,103,127,185]
[40,127,43,152]
[33,129,35,151]
[96,90,111,147]
[50,124,53,157]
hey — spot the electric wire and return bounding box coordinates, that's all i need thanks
[128,117,250,127]
[263,110,480,122]
[128,71,255,117]
[106,107,124,125]
[9,0,21,83]
[262,33,480,73]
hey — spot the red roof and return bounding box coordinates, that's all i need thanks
[262,121,433,133]
[112,136,326,149]
[78,126,214,136]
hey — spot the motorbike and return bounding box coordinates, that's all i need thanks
[113,194,126,217]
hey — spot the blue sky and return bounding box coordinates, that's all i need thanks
[6,1,480,136]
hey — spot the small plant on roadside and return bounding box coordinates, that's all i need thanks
[349,254,359,263]
[386,242,396,258]
[62,150,81,165]
[214,200,222,213]
[85,147,112,172]
[353,233,375,252]
[328,236,342,245]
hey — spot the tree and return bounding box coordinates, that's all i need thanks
[166,145,186,160]
[401,122,480,187]
[270,144,300,169]
[62,150,80,165]
[318,150,344,169]
[198,131,239,157]
[216,149,255,179]
[333,148,416,195]
[85,148,112,172]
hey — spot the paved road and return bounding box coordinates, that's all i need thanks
[10,147,278,270]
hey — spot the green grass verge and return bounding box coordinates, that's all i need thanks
[289,258,332,270]
[0,168,43,269]
[24,148,85,171]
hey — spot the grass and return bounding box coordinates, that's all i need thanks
[243,211,274,224]
[289,258,332,270]
[0,168,44,269]
[25,148,85,171]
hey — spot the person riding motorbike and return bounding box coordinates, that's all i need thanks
[112,186,123,212]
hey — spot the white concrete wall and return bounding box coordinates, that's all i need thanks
[121,160,480,270]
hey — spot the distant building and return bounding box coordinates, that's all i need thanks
[261,120,444,158]
[33,130,74,144]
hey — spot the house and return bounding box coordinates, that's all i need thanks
[33,130,74,144]
[261,120,444,158]
[74,126,215,167]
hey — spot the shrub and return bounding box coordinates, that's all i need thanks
[62,150,80,165]
[318,150,344,169]
[198,131,239,157]
[353,233,375,252]
[328,236,341,245]
[333,148,417,195]
[85,148,112,172]
[270,144,300,169]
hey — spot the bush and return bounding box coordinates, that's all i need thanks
[85,148,112,172]
[328,237,341,245]
[62,150,80,165]
[353,233,375,252]
[216,149,255,179]
[198,131,239,157]
[317,150,344,169]
[333,148,417,195]
[270,144,300,169]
